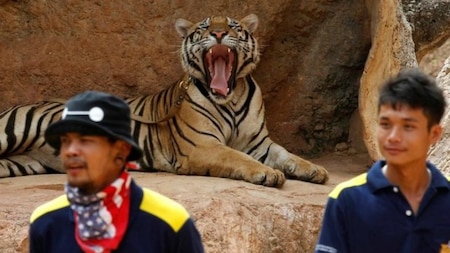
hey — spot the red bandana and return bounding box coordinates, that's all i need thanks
[66,171,131,253]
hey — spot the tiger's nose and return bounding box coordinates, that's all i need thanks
[211,31,228,41]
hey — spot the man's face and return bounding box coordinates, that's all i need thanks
[377,104,442,168]
[59,132,130,194]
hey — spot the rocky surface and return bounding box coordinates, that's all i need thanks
[429,55,450,176]
[0,153,370,253]
[402,0,450,60]
[1,1,450,252]
[1,0,448,158]
[359,0,418,160]
[359,0,450,161]
[2,0,447,157]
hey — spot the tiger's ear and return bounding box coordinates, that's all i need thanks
[175,18,193,38]
[240,14,258,34]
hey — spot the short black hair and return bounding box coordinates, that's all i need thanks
[378,68,447,129]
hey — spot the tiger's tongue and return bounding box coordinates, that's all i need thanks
[210,58,228,96]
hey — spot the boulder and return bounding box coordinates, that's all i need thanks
[1,0,450,252]
[359,0,450,162]
[1,0,449,157]
[429,56,450,176]
[0,154,370,253]
[359,0,417,160]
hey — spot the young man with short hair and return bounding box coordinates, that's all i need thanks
[315,68,450,253]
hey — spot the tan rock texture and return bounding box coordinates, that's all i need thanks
[1,0,450,252]
[359,0,418,160]
[1,0,449,157]
[0,0,371,156]
[2,0,448,157]
[359,0,450,161]
[429,56,450,176]
[0,153,370,253]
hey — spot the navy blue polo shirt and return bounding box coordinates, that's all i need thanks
[315,160,450,253]
[29,180,205,253]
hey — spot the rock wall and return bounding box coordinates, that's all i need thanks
[1,0,450,252]
[1,0,449,158]
[0,0,371,157]
[359,0,418,160]
[429,56,450,176]
[358,0,450,162]
[0,153,371,253]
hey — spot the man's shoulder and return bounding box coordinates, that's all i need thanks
[139,187,190,232]
[328,173,368,199]
[30,194,69,223]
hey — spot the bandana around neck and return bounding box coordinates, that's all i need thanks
[65,170,131,253]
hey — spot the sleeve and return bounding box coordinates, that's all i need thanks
[314,196,349,253]
[174,218,205,253]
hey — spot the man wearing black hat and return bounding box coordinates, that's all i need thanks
[29,91,205,253]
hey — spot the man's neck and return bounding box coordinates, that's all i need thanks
[382,164,431,214]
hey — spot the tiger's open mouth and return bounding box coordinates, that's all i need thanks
[204,44,236,97]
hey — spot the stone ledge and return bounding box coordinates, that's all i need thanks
[0,153,369,253]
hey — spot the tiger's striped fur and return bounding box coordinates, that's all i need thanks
[0,101,65,177]
[0,14,329,187]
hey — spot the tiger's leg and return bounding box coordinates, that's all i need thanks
[0,155,57,178]
[181,145,285,187]
[265,143,329,184]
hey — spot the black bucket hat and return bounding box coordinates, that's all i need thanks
[45,91,143,161]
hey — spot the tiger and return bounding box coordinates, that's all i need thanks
[0,14,329,187]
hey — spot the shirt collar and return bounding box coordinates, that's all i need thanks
[367,160,450,193]
[367,160,391,193]
[427,162,450,190]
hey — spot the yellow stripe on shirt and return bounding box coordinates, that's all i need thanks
[329,173,368,199]
[30,195,70,223]
[139,188,190,232]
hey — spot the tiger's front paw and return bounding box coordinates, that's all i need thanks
[247,169,285,188]
[284,159,329,184]
[303,164,329,184]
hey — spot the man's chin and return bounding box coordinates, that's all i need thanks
[67,178,90,191]
[381,150,406,161]
[383,156,409,168]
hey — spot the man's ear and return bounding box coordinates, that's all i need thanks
[117,140,132,158]
[430,124,443,145]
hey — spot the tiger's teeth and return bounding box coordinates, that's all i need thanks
[209,49,213,54]
[227,48,231,53]
[211,88,229,95]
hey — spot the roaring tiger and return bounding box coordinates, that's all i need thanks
[0,14,329,187]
